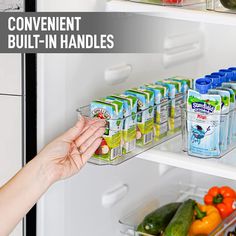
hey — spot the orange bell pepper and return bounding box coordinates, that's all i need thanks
[204,186,236,219]
[189,204,222,236]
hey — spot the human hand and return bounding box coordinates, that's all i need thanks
[36,116,105,183]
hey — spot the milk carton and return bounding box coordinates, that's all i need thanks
[187,90,222,157]
[208,89,230,152]
[125,88,154,146]
[90,99,123,161]
[107,95,138,154]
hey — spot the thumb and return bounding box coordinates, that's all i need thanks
[60,116,85,143]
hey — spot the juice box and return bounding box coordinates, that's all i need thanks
[217,87,235,145]
[157,81,182,133]
[167,76,193,101]
[107,94,138,154]
[187,90,222,158]
[162,80,182,117]
[90,99,123,161]
[141,84,169,140]
[125,88,154,146]
[169,76,193,89]
[222,82,236,142]
[208,89,230,152]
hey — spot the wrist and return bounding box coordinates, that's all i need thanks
[31,155,59,188]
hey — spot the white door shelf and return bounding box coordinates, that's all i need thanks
[137,135,236,180]
[106,0,236,26]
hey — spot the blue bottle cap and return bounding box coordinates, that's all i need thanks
[205,75,221,88]
[211,72,226,84]
[228,67,236,81]
[195,78,212,94]
[219,69,234,82]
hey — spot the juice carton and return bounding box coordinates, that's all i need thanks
[162,80,182,132]
[90,99,123,161]
[167,76,193,98]
[141,83,169,140]
[208,89,230,152]
[216,87,235,145]
[222,82,236,142]
[187,90,221,158]
[125,88,154,146]
[107,95,138,154]
[172,76,194,89]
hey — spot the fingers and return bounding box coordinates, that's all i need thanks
[59,116,105,143]
[60,116,86,142]
[82,117,106,133]
[81,138,102,162]
[75,121,105,148]
[70,138,102,169]
[79,127,105,153]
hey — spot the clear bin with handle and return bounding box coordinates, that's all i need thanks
[207,0,236,13]
[129,0,204,7]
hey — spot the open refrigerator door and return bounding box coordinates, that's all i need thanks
[35,1,236,235]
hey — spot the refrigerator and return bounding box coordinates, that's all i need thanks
[1,0,236,235]
[35,1,236,235]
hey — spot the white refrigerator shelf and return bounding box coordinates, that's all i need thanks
[138,134,236,180]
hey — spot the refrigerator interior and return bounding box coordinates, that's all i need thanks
[37,17,236,236]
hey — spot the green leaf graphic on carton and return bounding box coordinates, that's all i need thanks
[131,112,136,120]
[116,119,121,127]
[137,114,142,122]
[149,107,153,114]
[222,96,230,107]
[104,128,109,135]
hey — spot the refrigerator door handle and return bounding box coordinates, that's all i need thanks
[102,184,129,208]
[163,31,203,67]
[105,64,132,85]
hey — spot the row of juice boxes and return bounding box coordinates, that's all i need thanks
[187,67,236,158]
[90,76,193,161]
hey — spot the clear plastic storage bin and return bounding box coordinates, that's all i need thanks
[119,180,236,236]
[77,97,183,166]
[129,0,204,7]
[181,104,236,159]
[207,0,236,13]
[209,211,236,236]
[119,183,206,236]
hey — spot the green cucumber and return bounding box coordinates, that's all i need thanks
[137,202,181,235]
[164,199,195,236]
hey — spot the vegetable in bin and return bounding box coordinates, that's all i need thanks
[189,204,222,236]
[164,199,195,236]
[137,202,181,236]
[204,186,236,219]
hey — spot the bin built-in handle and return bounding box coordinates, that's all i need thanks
[102,184,129,208]
[105,64,132,85]
[163,32,203,67]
